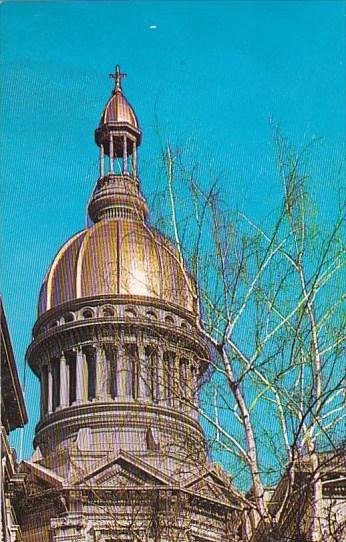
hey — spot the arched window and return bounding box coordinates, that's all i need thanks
[82,308,94,319]
[63,312,75,323]
[124,308,137,318]
[146,310,157,321]
[103,307,114,318]
[165,315,174,325]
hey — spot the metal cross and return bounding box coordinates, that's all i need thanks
[109,65,127,91]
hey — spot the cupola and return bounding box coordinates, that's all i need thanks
[88,65,147,223]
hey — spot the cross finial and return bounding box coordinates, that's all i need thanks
[109,65,127,93]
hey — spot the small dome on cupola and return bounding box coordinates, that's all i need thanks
[95,65,142,157]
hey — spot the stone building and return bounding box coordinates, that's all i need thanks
[19,67,242,542]
[248,450,346,542]
[1,298,28,542]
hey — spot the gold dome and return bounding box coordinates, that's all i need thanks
[38,219,196,316]
[100,91,139,128]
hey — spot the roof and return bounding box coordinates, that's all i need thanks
[100,90,139,129]
[38,219,196,316]
[0,298,28,431]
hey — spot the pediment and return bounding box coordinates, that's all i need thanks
[189,477,229,501]
[21,460,64,494]
[77,450,173,489]
[184,467,233,504]
[84,462,149,488]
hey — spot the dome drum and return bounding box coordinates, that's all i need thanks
[29,311,208,459]
[33,295,201,339]
[96,173,140,194]
[33,401,207,468]
[88,183,149,222]
[28,297,210,378]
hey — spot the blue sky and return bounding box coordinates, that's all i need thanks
[1,0,345,460]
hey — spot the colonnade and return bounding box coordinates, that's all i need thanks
[99,134,137,178]
[40,343,199,418]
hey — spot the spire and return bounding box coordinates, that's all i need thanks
[109,65,127,94]
[89,67,148,223]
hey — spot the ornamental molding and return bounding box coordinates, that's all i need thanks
[33,295,199,336]
[35,400,205,437]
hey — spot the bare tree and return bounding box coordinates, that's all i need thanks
[150,131,346,541]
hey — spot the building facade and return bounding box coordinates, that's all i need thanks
[1,299,28,542]
[19,68,242,542]
[255,452,346,542]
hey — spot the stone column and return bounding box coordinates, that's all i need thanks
[59,352,69,408]
[167,353,176,407]
[117,344,130,399]
[40,367,45,418]
[96,344,110,401]
[191,363,198,405]
[75,348,88,404]
[179,357,187,410]
[173,355,180,408]
[186,359,193,403]
[110,346,117,398]
[48,363,53,414]
[66,357,70,405]
[190,363,199,420]
[157,346,165,403]
[162,352,171,406]
[138,343,148,400]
